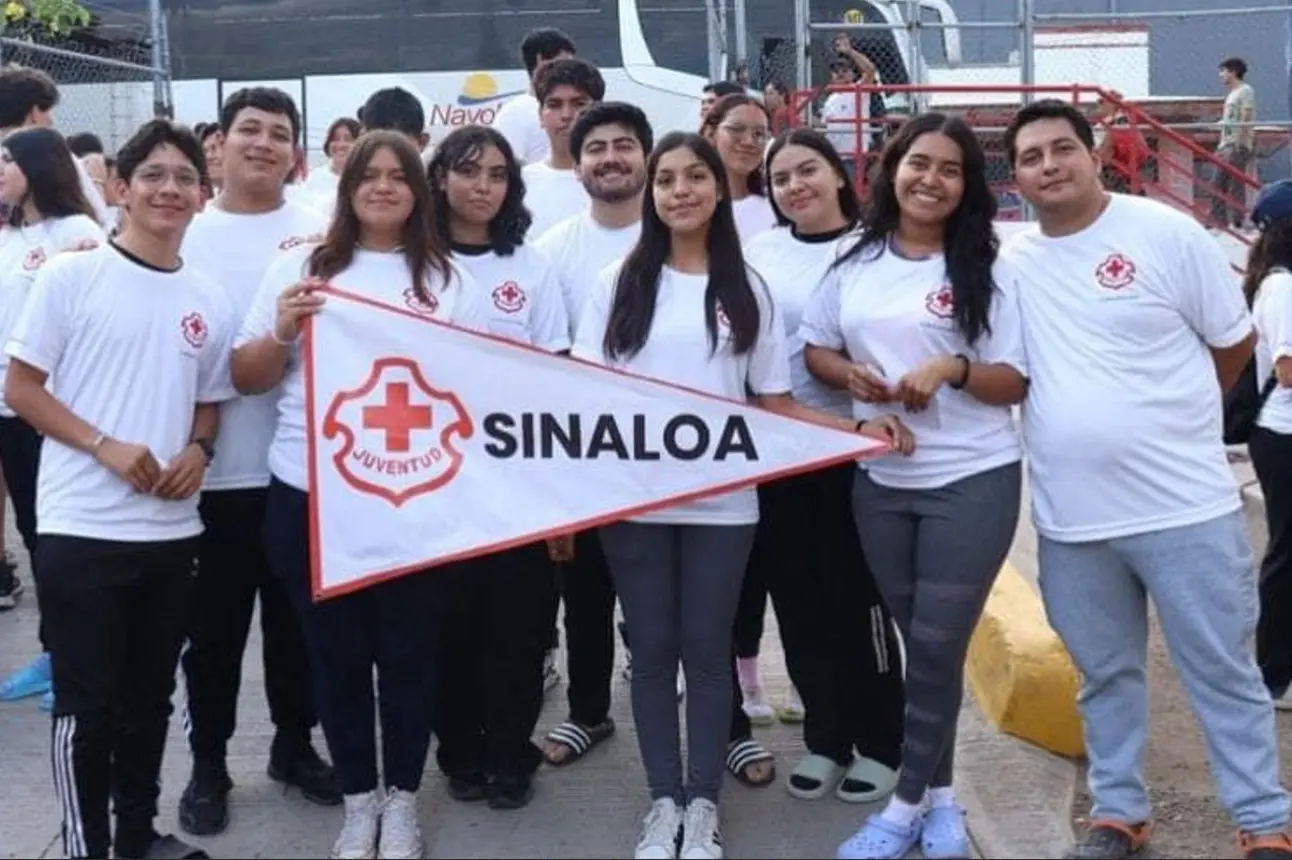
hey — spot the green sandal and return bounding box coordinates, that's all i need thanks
[835,756,898,804]
[786,754,845,801]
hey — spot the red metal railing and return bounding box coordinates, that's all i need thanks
[787,83,1268,269]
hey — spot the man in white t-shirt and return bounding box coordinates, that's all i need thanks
[532,102,651,768]
[521,58,602,240]
[493,27,576,165]
[0,66,111,226]
[5,119,236,860]
[176,86,338,839]
[1001,99,1292,860]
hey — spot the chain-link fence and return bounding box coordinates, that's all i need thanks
[0,28,166,152]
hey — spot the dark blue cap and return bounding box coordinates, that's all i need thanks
[1252,179,1292,231]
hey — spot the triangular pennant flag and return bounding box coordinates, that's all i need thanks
[304,287,888,599]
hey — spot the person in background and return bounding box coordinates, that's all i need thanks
[0,127,105,713]
[534,102,653,769]
[1243,179,1292,714]
[1092,92,1148,195]
[1213,56,1256,230]
[1003,99,1291,860]
[0,66,110,225]
[177,86,337,839]
[700,94,777,241]
[7,118,234,860]
[700,81,742,123]
[231,130,468,860]
[573,130,910,860]
[522,58,603,240]
[302,116,359,212]
[745,127,905,807]
[65,131,103,158]
[764,81,792,134]
[358,87,430,153]
[494,27,577,165]
[198,123,225,200]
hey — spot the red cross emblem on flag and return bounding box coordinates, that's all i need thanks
[1095,253,1136,290]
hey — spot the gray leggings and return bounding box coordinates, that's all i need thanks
[599,520,756,803]
[852,461,1021,803]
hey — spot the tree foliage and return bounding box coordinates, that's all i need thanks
[2,0,93,38]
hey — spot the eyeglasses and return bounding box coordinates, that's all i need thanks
[719,123,769,145]
[134,166,202,188]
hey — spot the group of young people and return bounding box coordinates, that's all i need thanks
[1,20,1292,860]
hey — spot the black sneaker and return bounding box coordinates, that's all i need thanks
[114,829,210,859]
[447,769,491,802]
[178,759,233,836]
[0,555,23,610]
[267,734,342,806]
[487,772,535,810]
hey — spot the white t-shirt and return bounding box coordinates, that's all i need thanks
[534,212,641,332]
[236,243,473,493]
[1252,268,1292,433]
[72,156,112,227]
[801,241,1026,490]
[1002,193,1252,542]
[572,263,792,525]
[5,243,237,541]
[183,200,328,490]
[449,243,570,352]
[732,195,777,243]
[523,162,589,241]
[0,214,105,416]
[822,91,870,158]
[494,93,550,164]
[744,225,853,416]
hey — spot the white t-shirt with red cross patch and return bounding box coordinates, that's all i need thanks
[448,243,570,352]
[5,243,237,541]
[800,239,1026,490]
[1002,193,1252,543]
[236,242,473,492]
[0,214,105,417]
[184,200,327,490]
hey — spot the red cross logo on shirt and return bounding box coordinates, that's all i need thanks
[924,285,955,319]
[362,382,433,453]
[180,312,208,349]
[403,286,438,317]
[1095,253,1136,290]
[21,248,45,271]
[492,281,527,314]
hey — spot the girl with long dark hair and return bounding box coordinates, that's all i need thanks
[231,130,472,860]
[700,94,777,241]
[1242,180,1292,712]
[742,127,905,805]
[426,124,570,810]
[573,130,910,860]
[0,127,103,710]
[803,113,1028,860]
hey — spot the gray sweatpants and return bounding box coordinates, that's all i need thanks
[599,521,756,804]
[1039,511,1290,833]
[852,461,1021,804]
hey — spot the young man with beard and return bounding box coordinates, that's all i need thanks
[1002,99,1292,860]
[522,58,604,239]
[176,86,338,838]
[5,119,235,860]
[533,102,649,768]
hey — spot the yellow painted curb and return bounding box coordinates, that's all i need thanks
[966,561,1085,759]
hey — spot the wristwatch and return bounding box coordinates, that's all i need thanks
[191,437,215,465]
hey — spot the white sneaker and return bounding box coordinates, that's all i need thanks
[635,797,683,859]
[331,790,381,860]
[378,788,424,860]
[680,798,723,859]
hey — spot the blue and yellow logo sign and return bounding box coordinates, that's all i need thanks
[457,73,524,107]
